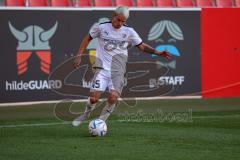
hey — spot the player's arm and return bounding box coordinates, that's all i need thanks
[137,43,171,59]
[74,35,93,68]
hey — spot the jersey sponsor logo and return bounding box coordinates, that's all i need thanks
[103,38,129,51]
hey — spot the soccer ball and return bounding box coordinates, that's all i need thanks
[88,119,107,137]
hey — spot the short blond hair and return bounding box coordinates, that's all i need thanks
[115,6,129,19]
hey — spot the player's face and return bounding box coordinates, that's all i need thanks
[111,13,127,29]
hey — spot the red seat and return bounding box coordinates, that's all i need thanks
[115,0,133,6]
[156,0,174,7]
[136,0,154,7]
[216,0,233,7]
[29,0,48,6]
[196,0,214,7]
[236,0,240,7]
[94,0,112,6]
[51,0,70,7]
[176,0,194,7]
[73,0,91,7]
[5,0,25,6]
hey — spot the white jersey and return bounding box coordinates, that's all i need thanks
[89,22,142,72]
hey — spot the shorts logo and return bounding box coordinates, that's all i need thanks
[9,21,58,75]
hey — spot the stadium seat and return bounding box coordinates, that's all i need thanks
[29,0,48,6]
[156,0,174,7]
[94,0,113,6]
[196,0,214,7]
[136,0,154,7]
[115,0,133,7]
[5,0,25,6]
[73,0,91,7]
[215,0,233,7]
[236,0,240,7]
[51,0,70,7]
[176,0,194,7]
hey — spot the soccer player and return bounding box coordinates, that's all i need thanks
[72,6,171,126]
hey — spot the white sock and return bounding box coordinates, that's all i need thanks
[75,98,96,122]
[99,103,116,121]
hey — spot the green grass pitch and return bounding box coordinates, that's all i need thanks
[0,98,240,160]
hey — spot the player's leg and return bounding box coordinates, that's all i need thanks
[72,69,108,126]
[99,90,119,121]
[84,91,102,118]
[99,71,124,121]
[72,91,102,126]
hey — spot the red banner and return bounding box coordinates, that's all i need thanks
[201,8,240,98]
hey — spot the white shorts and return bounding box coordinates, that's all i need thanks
[90,69,125,94]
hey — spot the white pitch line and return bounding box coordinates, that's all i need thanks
[193,114,240,119]
[0,96,201,107]
[0,122,70,128]
[1,114,239,128]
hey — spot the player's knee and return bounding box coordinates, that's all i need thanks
[90,97,99,104]
[108,93,118,105]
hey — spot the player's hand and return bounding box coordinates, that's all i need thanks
[73,56,81,69]
[155,50,171,59]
